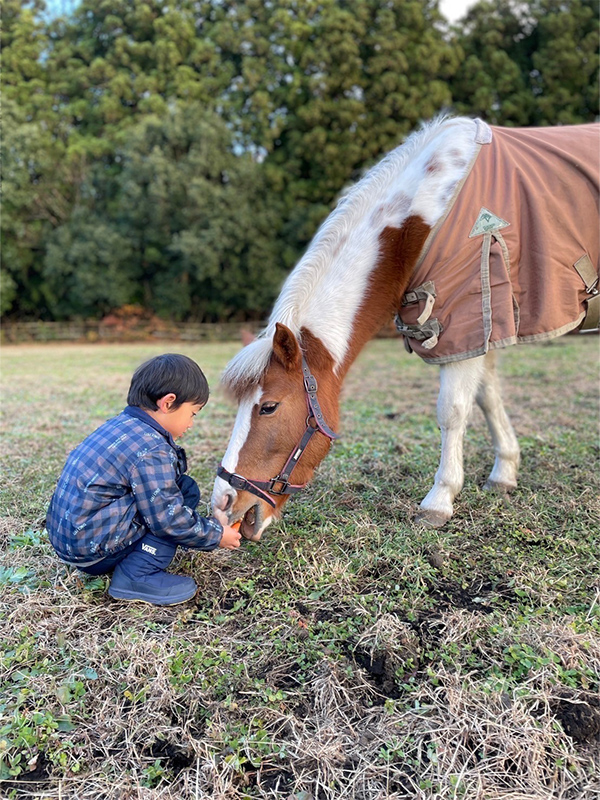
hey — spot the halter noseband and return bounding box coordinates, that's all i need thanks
[217,354,338,509]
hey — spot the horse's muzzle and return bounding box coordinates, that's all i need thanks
[233,499,274,542]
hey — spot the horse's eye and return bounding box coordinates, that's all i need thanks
[259,402,279,416]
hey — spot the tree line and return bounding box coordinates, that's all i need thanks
[2,0,598,321]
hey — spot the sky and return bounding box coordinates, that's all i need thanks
[44,0,478,25]
[439,0,478,22]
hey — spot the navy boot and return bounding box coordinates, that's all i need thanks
[108,533,197,605]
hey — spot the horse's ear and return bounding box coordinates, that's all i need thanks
[272,323,301,370]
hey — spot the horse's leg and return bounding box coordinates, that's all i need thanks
[417,357,486,528]
[476,351,520,492]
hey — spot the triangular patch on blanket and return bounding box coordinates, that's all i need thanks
[469,207,510,237]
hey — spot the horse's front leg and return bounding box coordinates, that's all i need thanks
[416,357,486,528]
[476,351,520,491]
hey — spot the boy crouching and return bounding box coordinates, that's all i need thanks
[46,353,240,605]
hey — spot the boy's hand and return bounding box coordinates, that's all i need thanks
[219,525,242,549]
[213,509,242,550]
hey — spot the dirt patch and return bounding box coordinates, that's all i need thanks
[553,694,600,743]
[350,643,403,699]
[218,587,250,612]
[147,739,195,773]
[254,767,295,793]
[431,580,496,613]
[9,751,50,785]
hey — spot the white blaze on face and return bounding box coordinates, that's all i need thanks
[211,386,262,511]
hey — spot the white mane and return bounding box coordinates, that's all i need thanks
[222,115,479,391]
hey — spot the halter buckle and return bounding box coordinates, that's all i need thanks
[268,478,290,495]
[304,374,318,393]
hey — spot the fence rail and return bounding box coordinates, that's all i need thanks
[0,320,265,344]
[1,318,401,345]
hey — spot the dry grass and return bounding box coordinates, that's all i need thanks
[1,337,599,799]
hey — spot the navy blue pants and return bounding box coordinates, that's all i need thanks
[79,475,201,576]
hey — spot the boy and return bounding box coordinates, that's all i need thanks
[46,353,241,606]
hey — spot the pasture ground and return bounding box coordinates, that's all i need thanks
[1,337,599,799]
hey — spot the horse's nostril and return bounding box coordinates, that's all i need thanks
[223,494,233,512]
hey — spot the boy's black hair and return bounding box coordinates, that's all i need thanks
[127,354,209,410]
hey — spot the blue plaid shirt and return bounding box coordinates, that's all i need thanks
[46,406,223,565]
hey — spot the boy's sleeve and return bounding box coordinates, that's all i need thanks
[130,449,223,550]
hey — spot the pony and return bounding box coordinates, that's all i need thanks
[211,116,599,540]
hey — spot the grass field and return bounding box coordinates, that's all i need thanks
[1,336,599,799]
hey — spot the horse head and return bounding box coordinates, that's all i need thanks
[212,322,340,541]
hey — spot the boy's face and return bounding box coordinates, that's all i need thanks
[151,397,204,439]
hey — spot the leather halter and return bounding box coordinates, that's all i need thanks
[217,355,338,509]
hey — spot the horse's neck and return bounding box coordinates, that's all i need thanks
[274,215,432,377]
[301,214,432,409]
[338,214,432,377]
[272,117,479,378]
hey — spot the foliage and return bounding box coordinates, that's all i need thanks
[1,0,598,320]
[40,105,284,320]
[450,0,599,124]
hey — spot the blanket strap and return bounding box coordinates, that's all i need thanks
[397,281,442,349]
[395,317,443,350]
[574,254,599,331]
[402,280,437,325]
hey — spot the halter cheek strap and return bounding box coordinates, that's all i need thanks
[217,354,338,507]
[301,358,338,440]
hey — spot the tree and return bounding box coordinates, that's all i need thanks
[1,1,56,317]
[1,2,91,317]
[43,0,227,139]
[108,104,284,321]
[450,0,599,125]
[532,0,599,123]
[1,0,51,117]
[42,212,134,318]
[203,0,461,262]
[1,100,68,317]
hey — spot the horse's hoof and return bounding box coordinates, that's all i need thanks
[415,509,451,528]
[484,480,516,494]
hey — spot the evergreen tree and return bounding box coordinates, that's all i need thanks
[1,1,54,316]
[450,0,599,125]
[532,0,599,123]
[42,211,135,319]
[2,0,597,321]
[1,0,50,116]
[1,100,66,317]
[204,0,460,261]
[90,104,282,321]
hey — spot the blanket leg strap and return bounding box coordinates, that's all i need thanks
[574,254,599,331]
[397,281,442,350]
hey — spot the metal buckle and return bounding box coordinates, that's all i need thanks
[304,374,318,393]
[268,478,289,495]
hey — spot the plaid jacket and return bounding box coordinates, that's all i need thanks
[46,406,223,565]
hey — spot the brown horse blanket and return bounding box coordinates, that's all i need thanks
[397,120,600,364]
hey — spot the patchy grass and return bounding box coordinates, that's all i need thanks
[0,337,599,799]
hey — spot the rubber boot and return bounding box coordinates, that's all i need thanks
[108,533,197,605]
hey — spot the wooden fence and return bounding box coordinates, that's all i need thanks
[0,320,265,344]
[1,318,400,345]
